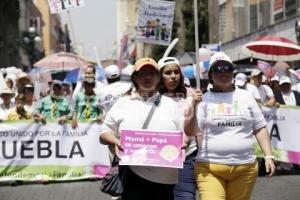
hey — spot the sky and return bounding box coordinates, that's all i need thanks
[60,0,117,63]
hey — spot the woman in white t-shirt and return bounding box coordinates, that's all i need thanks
[99,58,182,200]
[158,57,202,200]
[0,88,16,121]
[184,52,275,200]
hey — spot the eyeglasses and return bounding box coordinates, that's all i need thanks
[212,65,234,74]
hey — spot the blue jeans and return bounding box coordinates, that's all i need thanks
[174,150,197,200]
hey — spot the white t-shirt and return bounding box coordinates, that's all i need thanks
[245,83,260,100]
[169,95,197,157]
[281,91,296,106]
[247,83,274,103]
[100,92,182,184]
[0,102,15,120]
[97,81,132,113]
[196,88,266,165]
[292,83,300,93]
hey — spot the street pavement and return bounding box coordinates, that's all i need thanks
[0,175,300,200]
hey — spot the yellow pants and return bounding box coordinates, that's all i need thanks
[194,162,258,200]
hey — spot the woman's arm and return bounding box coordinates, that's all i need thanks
[184,89,202,136]
[254,127,276,177]
[99,132,122,158]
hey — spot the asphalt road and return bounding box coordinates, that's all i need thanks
[0,175,300,200]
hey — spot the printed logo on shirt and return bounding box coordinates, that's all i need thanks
[207,101,248,127]
[208,101,241,117]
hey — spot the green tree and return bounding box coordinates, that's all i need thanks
[150,0,209,60]
[182,0,208,51]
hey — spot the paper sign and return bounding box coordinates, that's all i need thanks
[48,0,85,14]
[136,0,176,45]
[119,129,184,168]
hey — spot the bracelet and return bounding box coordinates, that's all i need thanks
[264,155,275,160]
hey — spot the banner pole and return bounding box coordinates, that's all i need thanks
[194,0,201,89]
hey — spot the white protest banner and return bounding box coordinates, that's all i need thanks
[136,0,175,45]
[255,106,300,164]
[0,121,110,182]
[48,0,85,14]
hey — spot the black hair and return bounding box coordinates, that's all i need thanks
[159,64,187,98]
[107,76,121,84]
[86,65,96,74]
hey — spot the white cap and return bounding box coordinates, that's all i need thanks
[235,73,247,87]
[271,75,279,82]
[122,64,134,76]
[209,52,233,70]
[250,69,263,77]
[262,75,267,83]
[158,57,180,70]
[279,76,291,85]
[121,64,134,81]
[105,65,121,79]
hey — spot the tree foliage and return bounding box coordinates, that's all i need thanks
[182,0,208,51]
[150,0,209,60]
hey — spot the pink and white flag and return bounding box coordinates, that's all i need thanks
[257,60,276,78]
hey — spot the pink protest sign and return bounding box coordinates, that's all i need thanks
[119,129,184,168]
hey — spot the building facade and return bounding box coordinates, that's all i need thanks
[0,0,70,71]
[209,0,300,62]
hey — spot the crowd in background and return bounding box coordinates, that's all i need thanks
[1,54,299,200]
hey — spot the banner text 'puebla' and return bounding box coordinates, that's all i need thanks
[0,122,110,182]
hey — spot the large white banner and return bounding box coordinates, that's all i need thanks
[0,122,110,182]
[136,0,176,45]
[255,106,300,164]
[48,0,85,14]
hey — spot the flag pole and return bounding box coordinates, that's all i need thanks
[194,0,201,89]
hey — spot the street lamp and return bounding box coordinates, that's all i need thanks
[22,26,43,68]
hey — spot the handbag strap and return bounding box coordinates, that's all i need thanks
[141,94,161,129]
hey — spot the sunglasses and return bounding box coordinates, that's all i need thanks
[212,65,234,73]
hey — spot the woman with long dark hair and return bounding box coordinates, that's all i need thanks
[158,57,202,200]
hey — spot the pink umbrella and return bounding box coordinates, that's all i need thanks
[241,36,300,61]
[33,52,91,72]
[295,69,300,80]
[273,61,290,72]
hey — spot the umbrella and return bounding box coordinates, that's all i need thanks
[33,52,91,72]
[296,69,300,80]
[241,36,300,61]
[64,66,106,83]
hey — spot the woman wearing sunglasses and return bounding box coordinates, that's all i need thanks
[184,52,275,200]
